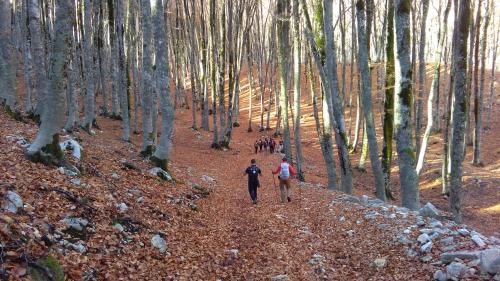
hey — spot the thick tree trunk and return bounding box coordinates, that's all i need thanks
[277,0,292,161]
[151,0,174,171]
[292,0,304,181]
[209,0,219,148]
[27,0,73,164]
[117,0,129,141]
[449,0,471,223]
[0,1,17,112]
[394,0,419,210]
[28,0,47,118]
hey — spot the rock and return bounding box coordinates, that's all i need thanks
[117,203,128,213]
[342,195,361,203]
[309,253,324,265]
[494,273,500,281]
[440,251,480,264]
[68,242,86,253]
[421,256,433,263]
[433,270,447,281]
[397,235,413,245]
[421,241,433,253]
[227,249,239,259]
[113,223,124,232]
[440,237,454,246]
[2,191,23,213]
[201,175,216,183]
[373,258,387,268]
[403,229,411,235]
[188,202,199,211]
[396,207,410,214]
[361,195,369,204]
[405,249,418,258]
[420,228,435,234]
[151,235,167,253]
[387,213,397,219]
[419,202,440,218]
[70,178,81,186]
[479,248,500,274]
[271,274,289,281]
[446,262,469,278]
[61,217,89,231]
[149,167,173,182]
[59,138,83,159]
[457,228,470,236]
[111,172,120,179]
[377,224,390,230]
[137,196,144,203]
[429,220,443,229]
[471,235,486,247]
[416,218,426,227]
[364,211,380,220]
[346,230,354,237]
[339,216,345,222]
[368,198,384,206]
[418,233,431,244]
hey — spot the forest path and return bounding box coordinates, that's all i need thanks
[164,110,426,279]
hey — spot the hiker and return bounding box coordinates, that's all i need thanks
[244,159,262,204]
[254,140,259,154]
[272,157,297,203]
[263,137,269,153]
[259,139,264,152]
[269,138,275,154]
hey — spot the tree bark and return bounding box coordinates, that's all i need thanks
[394,0,419,210]
[449,0,471,223]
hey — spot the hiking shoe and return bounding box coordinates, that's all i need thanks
[287,197,291,202]
[252,200,257,205]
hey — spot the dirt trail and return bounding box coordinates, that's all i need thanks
[157,110,431,280]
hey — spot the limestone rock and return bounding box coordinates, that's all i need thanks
[419,202,439,218]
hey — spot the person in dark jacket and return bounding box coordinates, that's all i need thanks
[244,159,262,204]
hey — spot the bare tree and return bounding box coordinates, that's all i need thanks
[394,0,419,210]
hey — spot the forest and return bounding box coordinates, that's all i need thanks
[0,0,499,279]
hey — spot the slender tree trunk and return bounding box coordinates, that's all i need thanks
[209,0,219,148]
[394,0,419,210]
[472,0,490,166]
[449,0,471,223]
[416,0,451,175]
[485,26,498,130]
[415,0,429,157]
[140,0,155,155]
[117,0,129,141]
[381,0,395,199]
[356,0,385,201]
[466,0,481,147]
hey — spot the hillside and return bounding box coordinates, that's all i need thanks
[1,102,499,280]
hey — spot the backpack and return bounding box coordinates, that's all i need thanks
[279,162,290,180]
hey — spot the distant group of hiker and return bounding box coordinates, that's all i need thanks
[244,157,297,205]
[254,136,283,154]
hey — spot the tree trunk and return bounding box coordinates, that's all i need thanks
[117,0,129,141]
[140,0,155,156]
[416,0,451,175]
[414,0,429,157]
[472,0,490,166]
[209,0,219,148]
[292,0,304,181]
[394,0,419,210]
[485,26,499,130]
[151,0,174,171]
[356,0,385,201]
[28,0,47,118]
[381,0,395,198]
[449,0,471,223]
[27,0,74,164]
